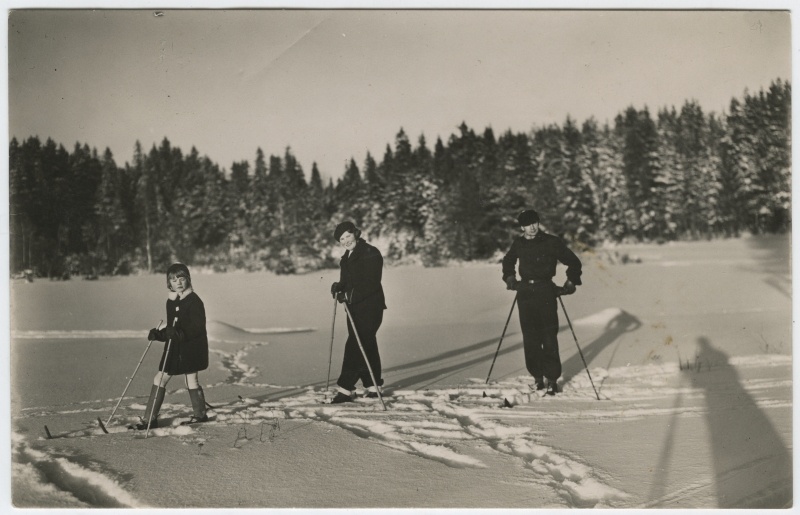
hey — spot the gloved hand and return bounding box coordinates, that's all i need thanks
[148,328,163,341]
[331,281,343,295]
[336,290,351,304]
[504,276,518,291]
[558,280,576,296]
[163,326,179,341]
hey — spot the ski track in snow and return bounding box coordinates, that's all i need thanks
[209,344,265,383]
[11,432,144,508]
[16,309,792,509]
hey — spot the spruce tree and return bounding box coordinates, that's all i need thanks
[95,148,128,273]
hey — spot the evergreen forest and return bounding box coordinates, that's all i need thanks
[9,80,791,278]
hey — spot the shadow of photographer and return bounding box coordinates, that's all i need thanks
[685,336,791,507]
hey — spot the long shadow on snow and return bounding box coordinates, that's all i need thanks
[687,337,791,508]
[560,309,641,386]
[319,333,523,390]
[225,309,638,404]
[647,336,791,508]
[382,333,518,375]
[248,308,639,398]
[226,333,524,405]
[645,385,685,505]
[386,338,525,390]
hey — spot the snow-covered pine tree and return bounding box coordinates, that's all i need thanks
[246,148,272,261]
[760,80,791,232]
[561,117,596,245]
[593,123,631,242]
[94,148,129,272]
[335,158,365,224]
[489,129,538,248]
[654,107,683,240]
[532,124,566,236]
[359,151,387,242]
[618,107,661,240]
[445,122,484,260]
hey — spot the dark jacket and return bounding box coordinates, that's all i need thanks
[159,291,209,375]
[502,232,583,285]
[339,238,387,309]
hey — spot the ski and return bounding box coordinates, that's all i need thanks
[95,399,215,433]
[179,416,213,426]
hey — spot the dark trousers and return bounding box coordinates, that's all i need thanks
[517,283,561,382]
[337,302,384,391]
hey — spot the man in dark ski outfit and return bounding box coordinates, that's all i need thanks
[502,209,582,395]
[330,221,387,403]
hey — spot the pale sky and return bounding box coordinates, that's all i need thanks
[7,7,793,181]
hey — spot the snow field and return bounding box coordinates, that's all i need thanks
[10,235,792,508]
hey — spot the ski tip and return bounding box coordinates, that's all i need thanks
[44,425,52,439]
[97,417,109,434]
[502,398,513,408]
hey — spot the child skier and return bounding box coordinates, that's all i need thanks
[131,262,210,430]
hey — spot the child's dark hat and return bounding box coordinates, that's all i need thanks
[517,210,540,226]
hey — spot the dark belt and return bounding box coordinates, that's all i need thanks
[524,278,551,284]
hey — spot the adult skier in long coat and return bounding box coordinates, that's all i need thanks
[132,263,210,429]
[330,221,387,404]
[502,210,582,395]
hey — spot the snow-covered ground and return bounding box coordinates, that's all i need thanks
[8,235,792,509]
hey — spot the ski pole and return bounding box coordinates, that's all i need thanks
[485,293,518,384]
[342,303,387,411]
[326,299,337,393]
[104,320,164,428]
[558,296,600,400]
[146,315,178,438]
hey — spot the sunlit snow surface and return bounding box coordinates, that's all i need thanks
[13,343,790,508]
[10,236,792,509]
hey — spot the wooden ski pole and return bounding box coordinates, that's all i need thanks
[103,320,163,429]
[558,296,601,400]
[146,315,179,438]
[342,304,387,411]
[485,293,518,384]
[326,299,337,393]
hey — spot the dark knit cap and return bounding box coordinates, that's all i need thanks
[333,221,359,241]
[517,210,540,226]
[166,262,191,290]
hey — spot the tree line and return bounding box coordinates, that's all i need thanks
[10,79,790,278]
